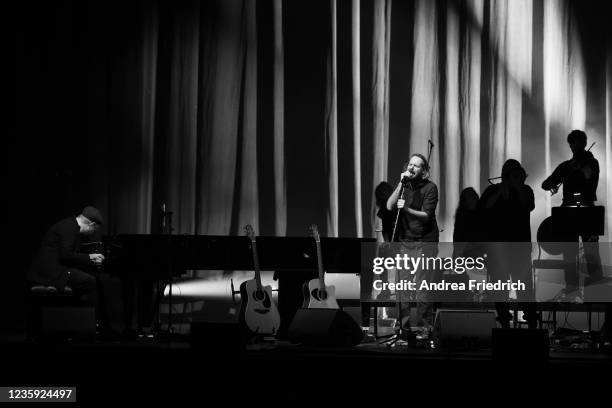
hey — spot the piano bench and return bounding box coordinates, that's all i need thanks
[30,285,73,295]
[27,286,95,341]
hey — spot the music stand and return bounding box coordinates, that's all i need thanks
[552,205,604,236]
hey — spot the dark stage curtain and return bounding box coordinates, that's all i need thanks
[12,0,612,242]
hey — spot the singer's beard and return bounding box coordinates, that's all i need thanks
[407,173,424,186]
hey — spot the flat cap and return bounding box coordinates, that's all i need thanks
[82,206,104,225]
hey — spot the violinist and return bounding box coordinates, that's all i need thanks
[541,130,603,300]
[542,130,598,207]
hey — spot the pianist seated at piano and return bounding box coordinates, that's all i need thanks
[28,206,109,330]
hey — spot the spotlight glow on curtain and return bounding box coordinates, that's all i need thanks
[372,0,391,186]
[410,0,439,176]
[113,3,158,235]
[273,0,287,236]
[98,0,601,243]
[325,0,339,237]
[352,0,363,237]
[488,0,532,173]
[238,0,259,233]
[372,0,392,234]
[166,3,200,234]
[543,0,586,213]
[200,0,246,235]
[461,0,483,194]
[607,46,612,239]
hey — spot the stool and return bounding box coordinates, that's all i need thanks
[531,250,569,332]
[27,285,96,341]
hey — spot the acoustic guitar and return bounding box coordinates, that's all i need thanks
[302,224,339,309]
[239,225,281,335]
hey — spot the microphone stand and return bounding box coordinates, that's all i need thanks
[380,179,416,347]
[151,204,174,339]
[391,176,413,242]
[427,140,434,165]
[390,183,406,243]
[165,207,174,335]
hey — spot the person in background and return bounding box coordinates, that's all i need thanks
[479,159,537,329]
[451,187,481,301]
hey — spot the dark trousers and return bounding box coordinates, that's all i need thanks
[66,268,108,326]
[66,268,97,305]
[398,241,440,327]
[562,235,602,290]
[486,243,537,328]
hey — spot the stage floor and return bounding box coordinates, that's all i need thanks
[1,332,610,403]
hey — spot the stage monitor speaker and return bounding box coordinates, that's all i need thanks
[288,308,364,347]
[434,309,497,347]
[492,328,549,363]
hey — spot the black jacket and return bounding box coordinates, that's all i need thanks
[541,151,599,205]
[478,183,535,242]
[28,217,92,288]
[376,206,396,242]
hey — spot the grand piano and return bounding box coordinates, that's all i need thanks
[105,234,375,275]
[103,234,376,335]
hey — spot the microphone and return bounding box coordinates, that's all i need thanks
[401,170,414,185]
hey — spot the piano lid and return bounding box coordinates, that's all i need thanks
[107,234,375,274]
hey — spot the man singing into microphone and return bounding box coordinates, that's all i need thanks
[386,153,439,333]
[386,153,439,242]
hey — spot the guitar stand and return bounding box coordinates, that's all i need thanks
[244,333,277,348]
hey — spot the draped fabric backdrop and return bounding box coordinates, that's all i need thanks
[6,0,611,331]
[12,0,612,252]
